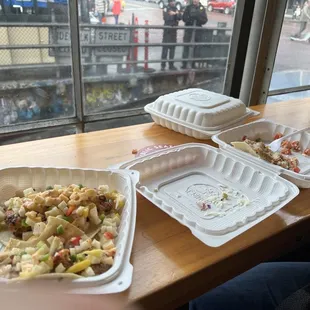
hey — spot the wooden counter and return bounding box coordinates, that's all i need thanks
[0,99,309,309]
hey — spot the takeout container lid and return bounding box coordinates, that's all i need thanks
[0,167,139,294]
[112,143,299,247]
[144,88,260,139]
[212,119,310,188]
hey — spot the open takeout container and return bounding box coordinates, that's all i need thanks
[113,143,299,247]
[212,119,310,188]
[0,167,139,294]
[144,88,260,139]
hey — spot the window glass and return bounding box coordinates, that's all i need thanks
[80,0,237,116]
[0,0,75,127]
[268,0,310,102]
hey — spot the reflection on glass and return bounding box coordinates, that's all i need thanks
[269,1,310,101]
[0,0,75,126]
[81,0,236,115]
[267,90,310,104]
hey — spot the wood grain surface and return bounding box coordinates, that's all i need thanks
[0,99,309,309]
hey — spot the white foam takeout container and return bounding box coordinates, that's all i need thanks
[144,88,260,139]
[212,119,310,188]
[0,167,139,294]
[114,143,299,247]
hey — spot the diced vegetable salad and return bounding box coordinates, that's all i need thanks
[0,232,117,279]
[0,184,125,240]
[0,184,126,280]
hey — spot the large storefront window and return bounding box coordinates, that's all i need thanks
[0,0,75,128]
[0,0,244,140]
[267,0,310,103]
[79,0,237,119]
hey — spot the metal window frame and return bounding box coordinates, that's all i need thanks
[239,0,291,106]
[0,2,265,139]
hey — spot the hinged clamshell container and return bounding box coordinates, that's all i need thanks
[145,88,259,139]
[114,144,299,247]
[212,119,310,188]
[0,167,139,294]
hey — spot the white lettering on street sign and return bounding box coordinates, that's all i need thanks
[94,29,130,56]
[49,27,91,57]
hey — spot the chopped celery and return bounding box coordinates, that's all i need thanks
[77,253,86,261]
[21,219,29,227]
[37,241,46,249]
[40,254,50,262]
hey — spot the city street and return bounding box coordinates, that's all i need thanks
[106,0,310,90]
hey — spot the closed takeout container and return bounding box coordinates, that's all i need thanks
[0,167,139,294]
[145,88,260,139]
[212,119,310,188]
[114,143,299,247]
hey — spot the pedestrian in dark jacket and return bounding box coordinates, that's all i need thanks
[182,0,207,69]
[293,0,310,38]
[161,0,182,71]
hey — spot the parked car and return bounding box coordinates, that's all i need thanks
[158,0,187,11]
[206,0,236,14]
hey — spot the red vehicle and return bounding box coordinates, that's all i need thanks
[207,0,236,14]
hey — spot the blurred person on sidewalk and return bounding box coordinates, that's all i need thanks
[181,0,207,69]
[112,0,122,24]
[292,0,310,38]
[161,0,182,71]
[95,0,107,24]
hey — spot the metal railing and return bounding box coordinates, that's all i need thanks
[0,10,232,137]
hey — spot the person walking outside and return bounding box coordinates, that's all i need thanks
[182,0,207,69]
[161,0,182,71]
[95,0,106,24]
[112,0,122,25]
[292,0,310,38]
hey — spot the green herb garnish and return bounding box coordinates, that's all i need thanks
[56,225,64,235]
[62,216,73,223]
[70,254,77,263]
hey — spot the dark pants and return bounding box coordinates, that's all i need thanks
[190,262,310,310]
[161,28,177,69]
[114,14,119,24]
[182,28,202,69]
[294,21,307,38]
[98,12,104,24]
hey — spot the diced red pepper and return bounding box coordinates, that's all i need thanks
[303,148,310,156]
[104,232,114,240]
[293,167,300,173]
[66,205,76,216]
[242,135,247,141]
[274,133,284,140]
[280,148,292,155]
[291,140,301,152]
[69,236,81,246]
